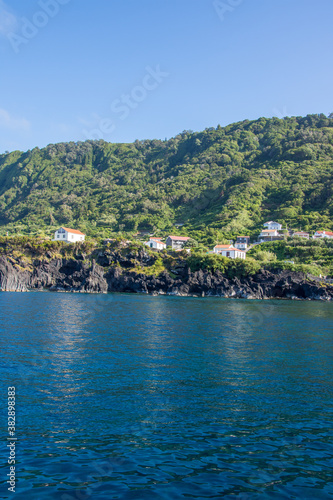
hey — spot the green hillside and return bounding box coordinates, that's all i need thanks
[0,113,333,239]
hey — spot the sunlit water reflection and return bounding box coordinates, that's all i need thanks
[0,292,333,499]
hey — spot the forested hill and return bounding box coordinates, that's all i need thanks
[0,113,333,239]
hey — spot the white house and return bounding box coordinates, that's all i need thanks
[53,227,85,243]
[293,231,310,239]
[259,229,279,242]
[166,235,191,249]
[313,230,333,239]
[264,221,282,231]
[145,237,166,250]
[235,236,250,250]
[213,244,246,260]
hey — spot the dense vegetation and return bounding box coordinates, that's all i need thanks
[247,237,333,277]
[0,113,333,242]
[1,235,333,278]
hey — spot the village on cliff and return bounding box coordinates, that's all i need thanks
[51,222,333,261]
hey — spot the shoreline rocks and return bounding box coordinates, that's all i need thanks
[0,255,332,300]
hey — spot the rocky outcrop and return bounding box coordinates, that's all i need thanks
[0,254,332,300]
[0,257,28,292]
[0,256,107,294]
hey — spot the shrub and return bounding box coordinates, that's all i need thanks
[225,258,261,278]
[252,250,277,262]
[187,254,229,273]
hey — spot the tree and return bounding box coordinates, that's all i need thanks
[183,238,198,249]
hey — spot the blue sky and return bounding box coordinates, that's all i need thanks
[0,0,332,153]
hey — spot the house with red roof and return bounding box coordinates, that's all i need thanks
[213,244,246,260]
[166,235,191,250]
[53,227,85,243]
[313,230,333,239]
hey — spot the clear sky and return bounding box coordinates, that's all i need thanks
[0,0,332,153]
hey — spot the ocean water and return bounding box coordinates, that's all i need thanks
[0,292,333,500]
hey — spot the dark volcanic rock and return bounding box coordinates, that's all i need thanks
[0,257,28,292]
[0,257,107,294]
[0,252,332,300]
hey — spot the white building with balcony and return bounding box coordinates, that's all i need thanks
[258,229,279,242]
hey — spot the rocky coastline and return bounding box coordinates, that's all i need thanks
[0,249,332,301]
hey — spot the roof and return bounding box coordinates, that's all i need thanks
[60,227,85,235]
[214,245,244,251]
[167,235,191,241]
[237,235,250,238]
[150,237,165,242]
[150,239,165,244]
[261,229,277,233]
[215,245,242,252]
[264,221,279,224]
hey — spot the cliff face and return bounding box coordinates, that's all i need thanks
[0,256,108,294]
[0,253,332,301]
[0,257,29,292]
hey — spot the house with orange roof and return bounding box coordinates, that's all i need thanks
[258,229,280,242]
[53,227,85,243]
[145,237,166,250]
[213,244,246,260]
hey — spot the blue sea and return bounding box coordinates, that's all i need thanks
[0,292,333,499]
